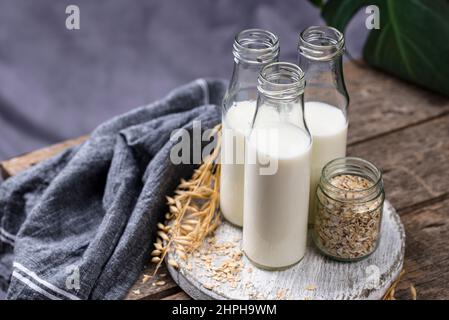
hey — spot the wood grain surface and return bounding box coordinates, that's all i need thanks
[1,60,448,299]
[0,136,88,179]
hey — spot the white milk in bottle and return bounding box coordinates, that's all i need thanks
[298,26,350,222]
[244,123,311,269]
[220,101,256,226]
[220,29,279,227]
[242,62,312,270]
[305,101,348,219]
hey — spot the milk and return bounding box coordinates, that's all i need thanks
[305,101,348,221]
[243,123,311,269]
[220,100,256,227]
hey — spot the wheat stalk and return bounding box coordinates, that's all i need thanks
[151,124,222,276]
[382,269,417,300]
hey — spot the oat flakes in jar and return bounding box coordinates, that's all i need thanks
[313,157,385,262]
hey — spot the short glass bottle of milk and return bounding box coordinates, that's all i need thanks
[220,29,279,227]
[243,62,312,270]
[298,26,350,224]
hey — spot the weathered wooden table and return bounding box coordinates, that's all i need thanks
[1,61,448,300]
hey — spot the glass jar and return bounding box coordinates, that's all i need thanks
[313,157,384,262]
[298,26,349,224]
[220,29,279,227]
[243,62,312,270]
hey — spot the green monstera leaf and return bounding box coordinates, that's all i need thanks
[314,0,449,97]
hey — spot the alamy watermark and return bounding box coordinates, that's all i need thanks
[63,4,380,32]
[169,121,280,175]
[365,5,380,30]
[65,5,80,30]
[65,264,80,291]
[364,265,381,290]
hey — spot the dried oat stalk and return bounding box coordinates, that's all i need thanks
[383,269,404,300]
[151,124,222,276]
[383,270,417,300]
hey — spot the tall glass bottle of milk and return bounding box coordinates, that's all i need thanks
[243,62,312,270]
[220,29,279,227]
[298,26,349,223]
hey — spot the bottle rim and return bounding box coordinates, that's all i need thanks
[233,29,280,65]
[298,26,345,61]
[257,62,305,100]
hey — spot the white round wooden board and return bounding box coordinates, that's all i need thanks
[166,200,405,300]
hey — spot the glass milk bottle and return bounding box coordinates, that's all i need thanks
[298,26,349,224]
[220,29,279,227]
[243,62,312,270]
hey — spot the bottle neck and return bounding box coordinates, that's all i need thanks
[255,93,306,132]
[300,54,347,96]
[298,26,348,112]
[254,62,309,135]
[224,29,279,106]
[228,61,272,101]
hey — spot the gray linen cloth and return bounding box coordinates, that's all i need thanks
[0,79,226,300]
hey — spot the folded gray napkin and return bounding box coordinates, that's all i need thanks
[0,79,226,299]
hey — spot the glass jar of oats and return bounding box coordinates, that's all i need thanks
[312,157,384,262]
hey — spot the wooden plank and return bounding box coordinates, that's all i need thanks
[344,61,449,145]
[395,198,449,299]
[0,136,88,179]
[124,264,180,300]
[347,115,449,299]
[161,291,191,300]
[347,114,449,211]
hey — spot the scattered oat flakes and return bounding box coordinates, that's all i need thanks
[410,285,417,300]
[142,274,151,284]
[276,289,286,300]
[306,284,316,291]
[203,283,215,290]
[168,259,179,269]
